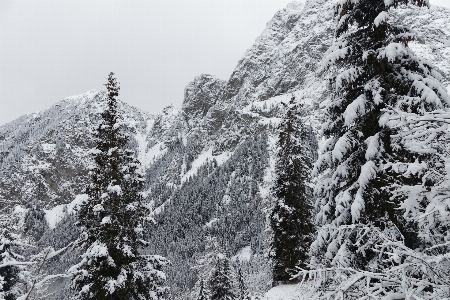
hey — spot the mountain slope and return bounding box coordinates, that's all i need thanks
[1,1,449,299]
[0,90,153,209]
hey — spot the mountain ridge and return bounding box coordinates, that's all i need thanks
[1,1,450,299]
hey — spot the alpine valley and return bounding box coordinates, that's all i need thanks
[1,1,450,299]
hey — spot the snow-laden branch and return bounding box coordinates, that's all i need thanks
[301,224,450,299]
[0,261,35,269]
[17,244,73,300]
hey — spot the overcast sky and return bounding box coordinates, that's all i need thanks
[1,0,449,125]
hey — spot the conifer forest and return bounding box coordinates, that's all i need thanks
[1,0,450,299]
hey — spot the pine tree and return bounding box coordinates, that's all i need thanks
[236,267,249,300]
[0,218,29,300]
[70,72,167,299]
[270,96,315,282]
[196,279,209,300]
[209,256,235,300]
[310,0,450,296]
[0,229,20,300]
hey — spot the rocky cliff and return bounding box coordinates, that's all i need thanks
[1,1,449,299]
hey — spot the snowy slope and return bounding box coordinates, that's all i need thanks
[1,0,449,299]
[0,90,154,208]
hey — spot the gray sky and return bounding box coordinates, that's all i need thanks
[1,0,449,125]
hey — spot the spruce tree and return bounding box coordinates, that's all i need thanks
[270,96,315,282]
[196,279,209,300]
[0,229,20,300]
[209,256,235,300]
[313,0,449,274]
[0,217,28,300]
[236,267,249,300]
[194,237,235,300]
[71,72,167,299]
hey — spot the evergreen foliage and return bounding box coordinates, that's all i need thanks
[0,229,21,300]
[196,279,209,300]
[0,217,29,300]
[70,72,167,299]
[209,256,235,300]
[147,134,270,298]
[236,267,250,300]
[193,237,238,300]
[23,202,47,244]
[270,96,315,282]
[306,0,450,298]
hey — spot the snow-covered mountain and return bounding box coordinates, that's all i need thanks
[0,90,153,209]
[1,1,449,299]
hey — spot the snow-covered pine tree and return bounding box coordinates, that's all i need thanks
[0,230,21,300]
[0,217,29,300]
[193,237,236,300]
[23,202,47,243]
[70,72,167,299]
[309,0,450,297]
[270,96,314,283]
[236,267,249,300]
[196,279,209,300]
[209,256,235,300]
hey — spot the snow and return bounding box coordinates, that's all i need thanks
[181,147,232,183]
[404,160,427,177]
[231,246,252,262]
[264,282,315,300]
[214,151,232,165]
[107,184,122,195]
[41,143,56,152]
[351,192,365,223]
[44,205,66,230]
[204,218,219,228]
[133,119,168,171]
[181,147,214,183]
[336,67,360,90]
[259,133,277,201]
[101,216,111,225]
[149,200,169,217]
[64,89,99,103]
[322,44,348,68]
[351,161,377,222]
[46,246,69,260]
[222,194,232,205]
[88,242,108,258]
[379,43,407,62]
[358,161,377,188]
[343,94,365,126]
[364,133,380,160]
[14,205,27,214]
[374,11,389,27]
[143,142,167,169]
[332,132,353,161]
[44,194,88,229]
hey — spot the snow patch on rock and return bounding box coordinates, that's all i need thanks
[181,147,232,183]
[204,218,219,228]
[44,194,88,229]
[231,246,252,262]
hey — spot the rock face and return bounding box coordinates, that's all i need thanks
[1,1,449,299]
[183,74,225,122]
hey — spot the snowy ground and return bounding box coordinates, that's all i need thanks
[264,282,316,300]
